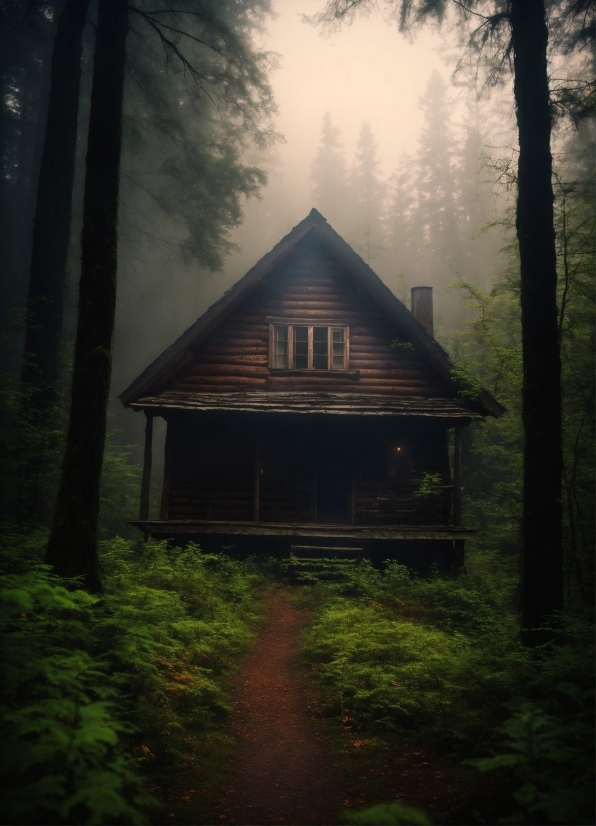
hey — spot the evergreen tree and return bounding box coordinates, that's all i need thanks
[455,104,506,292]
[45,0,278,589]
[45,0,128,591]
[555,122,595,604]
[349,122,385,263]
[21,0,90,411]
[313,0,583,637]
[120,0,276,273]
[384,154,416,298]
[412,71,460,310]
[310,112,349,229]
[0,0,54,370]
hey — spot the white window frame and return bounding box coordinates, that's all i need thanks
[268,322,350,371]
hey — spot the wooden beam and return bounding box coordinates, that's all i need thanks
[160,422,171,521]
[453,425,465,572]
[139,412,153,543]
[129,519,477,541]
[139,412,153,520]
[453,425,463,527]
[351,452,356,525]
[253,433,261,522]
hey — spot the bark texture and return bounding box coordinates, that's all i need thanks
[511,0,563,638]
[21,0,90,400]
[46,0,128,590]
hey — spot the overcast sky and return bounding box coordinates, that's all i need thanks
[263,0,447,173]
[221,0,455,282]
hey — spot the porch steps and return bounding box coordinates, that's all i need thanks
[288,544,364,584]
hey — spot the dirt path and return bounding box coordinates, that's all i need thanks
[209,586,346,825]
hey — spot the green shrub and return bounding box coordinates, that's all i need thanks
[299,563,594,825]
[300,563,519,749]
[469,613,595,825]
[0,537,267,824]
[343,801,431,825]
[0,563,149,825]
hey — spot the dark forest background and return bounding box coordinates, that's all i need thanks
[0,0,594,821]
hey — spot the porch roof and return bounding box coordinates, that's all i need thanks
[130,390,483,419]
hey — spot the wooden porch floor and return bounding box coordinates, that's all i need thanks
[130,519,475,540]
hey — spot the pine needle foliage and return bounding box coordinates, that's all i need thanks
[0,536,266,824]
[299,562,594,825]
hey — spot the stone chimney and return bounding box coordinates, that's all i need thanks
[410,286,434,337]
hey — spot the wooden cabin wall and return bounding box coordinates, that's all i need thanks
[353,423,452,526]
[166,415,255,521]
[259,434,313,523]
[163,413,452,527]
[168,235,448,396]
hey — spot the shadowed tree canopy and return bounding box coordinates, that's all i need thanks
[121,0,278,271]
[45,0,279,590]
[311,0,593,639]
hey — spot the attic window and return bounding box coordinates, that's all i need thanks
[270,324,348,371]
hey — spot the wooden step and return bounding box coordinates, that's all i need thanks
[291,545,364,554]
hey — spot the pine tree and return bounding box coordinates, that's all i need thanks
[45,0,278,589]
[455,103,505,292]
[384,154,416,298]
[45,0,128,591]
[314,0,586,635]
[413,71,460,303]
[310,112,349,229]
[350,122,386,263]
[21,0,91,411]
[0,0,54,372]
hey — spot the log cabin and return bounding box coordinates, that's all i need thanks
[121,209,504,571]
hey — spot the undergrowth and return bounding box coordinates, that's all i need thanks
[0,537,268,825]
[298,558,594,825]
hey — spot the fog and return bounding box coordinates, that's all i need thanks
[109,0,520,458]
[0,0,522,459]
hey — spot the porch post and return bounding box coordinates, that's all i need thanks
[140,411,153,540]
[253,433,261,522]
[351,450,356,525]
[453,425,464,570]
[453,425,463,526]
[160,420,171,521]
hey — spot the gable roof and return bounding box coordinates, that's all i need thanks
[120,209,504,418]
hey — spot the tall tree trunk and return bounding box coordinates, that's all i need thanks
[16,0,89,521]
[46,0,128,590]
[511,0,563,641]
[21,0,90,401]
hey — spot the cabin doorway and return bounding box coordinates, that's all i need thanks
[315,443,351,524]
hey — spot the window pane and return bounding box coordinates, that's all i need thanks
[313,327,328,370]
[331,328,345,369]
[294,326,308,369]
[273,325,288,368]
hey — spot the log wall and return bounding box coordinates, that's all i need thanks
[167,417,255,521]
[164,414,452,526]
[167,235,447,397]
[353,424,451,526]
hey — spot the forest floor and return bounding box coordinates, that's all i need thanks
[166,584,505,826]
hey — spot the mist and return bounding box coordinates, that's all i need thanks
[107,0,520,459]
[1,0,593,820]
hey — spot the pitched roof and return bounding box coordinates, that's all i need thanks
[119,209,504,418]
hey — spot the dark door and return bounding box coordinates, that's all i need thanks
[315,443,352,524]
